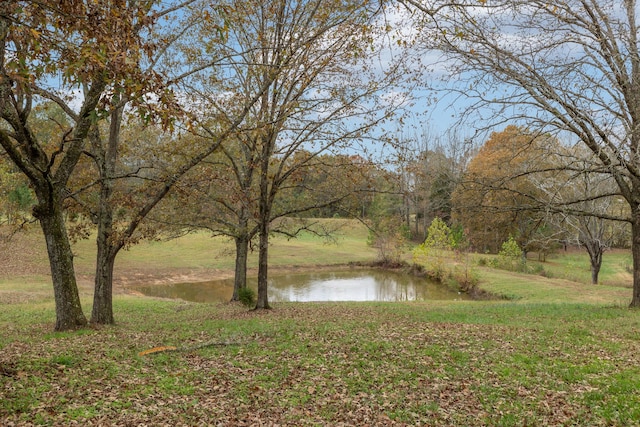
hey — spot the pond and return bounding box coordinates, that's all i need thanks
[133,268,469,303]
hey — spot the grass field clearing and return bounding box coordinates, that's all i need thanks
[1,220,639,425]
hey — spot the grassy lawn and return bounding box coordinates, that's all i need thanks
[71,218,377,281]
[1,221,640,425]
[528,249,632,288]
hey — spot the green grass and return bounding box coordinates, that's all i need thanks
[527,249,632,287]
[2,220,640,425]
[69,218,376,274]
[2,299,640,425]
[475,267,630,305]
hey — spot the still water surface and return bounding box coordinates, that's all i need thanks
[134,269,468,303]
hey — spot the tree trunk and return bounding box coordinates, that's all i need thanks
[89,111,122,325]
[91,194,118,324]
[36,200,88,331]
[590,260,601,286]
[91,246,116,324]
[255,132,272,310]
[582,240,604,286]
[589,247,603,286]
[255,224,270,309]
[403,192,411,231]
[231,234,249,301]
[630,208,640,307]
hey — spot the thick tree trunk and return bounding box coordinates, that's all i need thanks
[231,234,249,301]
[630,210,640,307]
[36,201,88,331]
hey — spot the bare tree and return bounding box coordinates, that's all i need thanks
[535,149,629,284]
[171,0,409,309]
[395,126,471,240]
[407,0,640,306]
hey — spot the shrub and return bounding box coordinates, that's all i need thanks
[454,252,480,292]
[238,287,256,307]
[413,217,478,293]
[529,263,546,275]
[413,217,454,277]
[499,235,523,260]
[497,236,526,271]
[367,217,407,266]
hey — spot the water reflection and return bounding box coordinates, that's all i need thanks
[134,269,468,303]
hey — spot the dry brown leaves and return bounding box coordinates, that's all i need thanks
[1,302,639,426]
